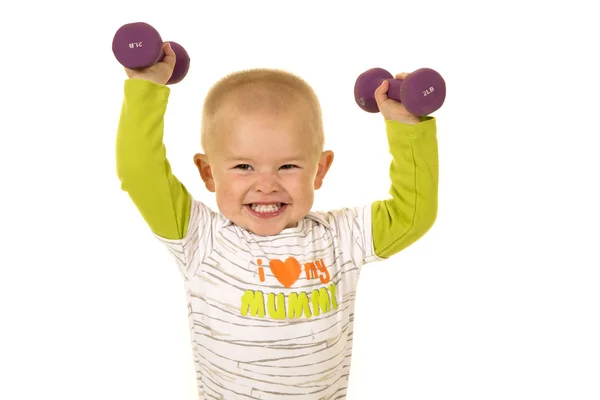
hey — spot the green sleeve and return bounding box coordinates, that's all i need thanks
[371,116,439,258]
[116,78,192,240]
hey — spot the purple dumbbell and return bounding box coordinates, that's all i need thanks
[354,67,446,116]
[112,22,190,85]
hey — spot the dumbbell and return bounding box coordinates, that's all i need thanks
[354,67,446,116]
[112,22,190,85]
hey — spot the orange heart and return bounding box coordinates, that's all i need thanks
[269,257,301,288]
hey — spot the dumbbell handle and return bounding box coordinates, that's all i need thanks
[385,79,404,103]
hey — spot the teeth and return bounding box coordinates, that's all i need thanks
[250,203,282,213]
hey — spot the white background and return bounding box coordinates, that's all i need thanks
[1,0,599,399]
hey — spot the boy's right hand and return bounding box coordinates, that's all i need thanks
[124,42,176,86]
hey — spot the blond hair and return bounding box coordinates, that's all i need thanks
[200,68,324,157]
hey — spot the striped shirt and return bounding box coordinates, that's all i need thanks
[156,199,381,399]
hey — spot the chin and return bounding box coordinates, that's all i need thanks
[250,226,286,236]
[255,218,303,235]
[240,219,299,237]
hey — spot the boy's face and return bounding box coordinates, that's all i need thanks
[194,109,334,236]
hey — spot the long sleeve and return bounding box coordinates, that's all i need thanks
[371,116,439,258]
[116,78,192,240]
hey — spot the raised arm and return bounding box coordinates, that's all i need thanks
[371,116,439,258]
[116,78,192,240]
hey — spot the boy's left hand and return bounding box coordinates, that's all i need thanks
[374,72,421,125]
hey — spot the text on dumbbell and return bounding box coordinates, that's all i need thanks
[128,42,143,49]
[423,87,435,96]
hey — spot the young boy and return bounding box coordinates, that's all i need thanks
[116,43,438,399]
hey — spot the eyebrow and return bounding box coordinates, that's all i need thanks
[226,155,308,163]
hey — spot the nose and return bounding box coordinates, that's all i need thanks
[253,172,281,193]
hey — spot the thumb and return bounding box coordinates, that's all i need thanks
[161,42,177,67]
[374,79,389,107]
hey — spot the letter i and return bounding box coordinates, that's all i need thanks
[257,259,265,282]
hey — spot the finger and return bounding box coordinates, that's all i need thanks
[161,42,177,67]
[395,72,409,80]
[374,80,389,106]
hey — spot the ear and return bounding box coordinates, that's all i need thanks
[193,153,216,192]
[314,150,334,190]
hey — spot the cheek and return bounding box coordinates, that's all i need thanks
[284,171,315,196]
[215,173,245,198]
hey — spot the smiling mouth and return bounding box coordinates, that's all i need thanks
[248,203,284,210]
[245,203,287,216]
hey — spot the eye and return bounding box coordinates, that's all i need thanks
[234,164,252,170]
[280,164,298,170]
